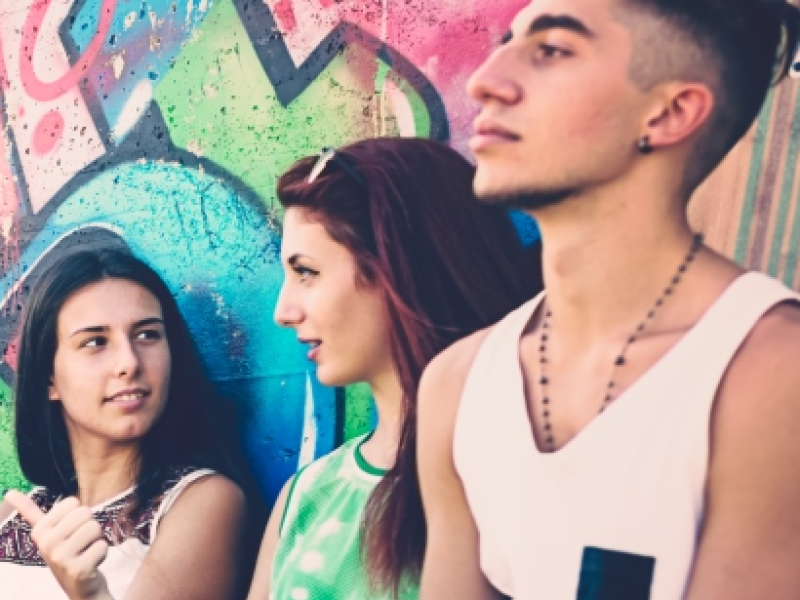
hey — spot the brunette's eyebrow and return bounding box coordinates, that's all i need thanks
[527,14,595,39]
[132,317,164,329]
[70,325,107,337]
[70,317,163,338]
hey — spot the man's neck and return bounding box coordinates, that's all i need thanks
[532,184,696,349]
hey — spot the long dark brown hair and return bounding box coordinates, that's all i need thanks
[277,137,542,596]
[14,249,265,596]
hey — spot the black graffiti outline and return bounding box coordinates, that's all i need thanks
[0,0,452,433]
[233,0,450,141]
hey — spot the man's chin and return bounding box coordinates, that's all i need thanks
[474,185,577,211]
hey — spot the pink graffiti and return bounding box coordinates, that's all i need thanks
[4,334,19,371]
[0,137,19,219]
[0,32,20,220]
[32,109,65,155]
[274,0,298,32]
[0,35,8,91]
[20,0,117,102]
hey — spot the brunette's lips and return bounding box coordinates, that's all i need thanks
[471,120,521,151]
[105,388,150,403]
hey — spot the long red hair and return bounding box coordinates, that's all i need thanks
[276,137,542,596]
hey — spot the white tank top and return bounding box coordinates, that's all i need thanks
[0,468,214,600]
[454,272,799,600]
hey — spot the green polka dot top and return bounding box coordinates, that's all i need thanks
[270,433,419,600]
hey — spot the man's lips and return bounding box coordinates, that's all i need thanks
[471,121,521,150]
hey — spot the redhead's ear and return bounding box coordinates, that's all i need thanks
[641,82,715,151]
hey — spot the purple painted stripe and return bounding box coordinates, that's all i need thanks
[747,82,796,270]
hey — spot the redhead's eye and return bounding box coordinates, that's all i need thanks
[293,265,319,283]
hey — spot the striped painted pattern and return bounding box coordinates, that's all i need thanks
[691,78,800,288]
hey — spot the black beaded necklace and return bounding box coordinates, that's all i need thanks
[537,234,704,452]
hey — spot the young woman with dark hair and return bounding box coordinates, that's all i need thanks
[247,137,542,600]
[1,248,261,600]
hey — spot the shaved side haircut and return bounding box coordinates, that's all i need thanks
[616,0,800,193]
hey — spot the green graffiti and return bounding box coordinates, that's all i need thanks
[156,0,432,211]
[0,379,30,494]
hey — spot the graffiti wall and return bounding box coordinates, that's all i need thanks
[0,0,797,504]
[0,0,530,503]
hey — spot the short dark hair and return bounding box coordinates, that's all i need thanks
[277,137,542,597]
[620,0,800,191]
[14,249,252,516]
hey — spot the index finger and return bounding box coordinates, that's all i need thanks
[4,490,45,526]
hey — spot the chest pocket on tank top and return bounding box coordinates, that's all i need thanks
[575,547,655,600]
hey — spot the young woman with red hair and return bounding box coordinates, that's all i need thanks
[247,137,541,600]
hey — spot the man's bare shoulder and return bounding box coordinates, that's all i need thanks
[687,301,800,599]
[713,299,800,463]
[725,300,800,392]
[417,325,497,438]
[422,327,495,400]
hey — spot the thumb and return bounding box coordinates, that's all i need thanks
[4,490,45,526]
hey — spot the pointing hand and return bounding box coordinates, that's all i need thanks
[5,490,112,600]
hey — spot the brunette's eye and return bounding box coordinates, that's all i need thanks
[136,329,163,342]
[82,336,107,349]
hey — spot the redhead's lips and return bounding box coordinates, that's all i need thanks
[299,339,322,361]
[470,121,521,151]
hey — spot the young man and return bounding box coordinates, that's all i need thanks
[418,1,800,599]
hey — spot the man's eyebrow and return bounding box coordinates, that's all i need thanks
[527,14,595,38]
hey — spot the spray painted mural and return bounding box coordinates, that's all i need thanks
[0,0,530,503]
[0,0,798,504]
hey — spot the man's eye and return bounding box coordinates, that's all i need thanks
[536,44,569,60]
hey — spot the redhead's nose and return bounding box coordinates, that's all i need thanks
[274,282,303,328]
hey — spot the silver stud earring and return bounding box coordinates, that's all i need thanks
[638,136,654,155]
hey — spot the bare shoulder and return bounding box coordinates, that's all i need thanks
[686,304,800,598]
[419,326,495,417]
[0,499,14,523]
[418,325,496,476]
[161,474,246,527]
[721,300,800,405]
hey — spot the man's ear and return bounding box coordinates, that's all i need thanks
[642,82,715,150]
